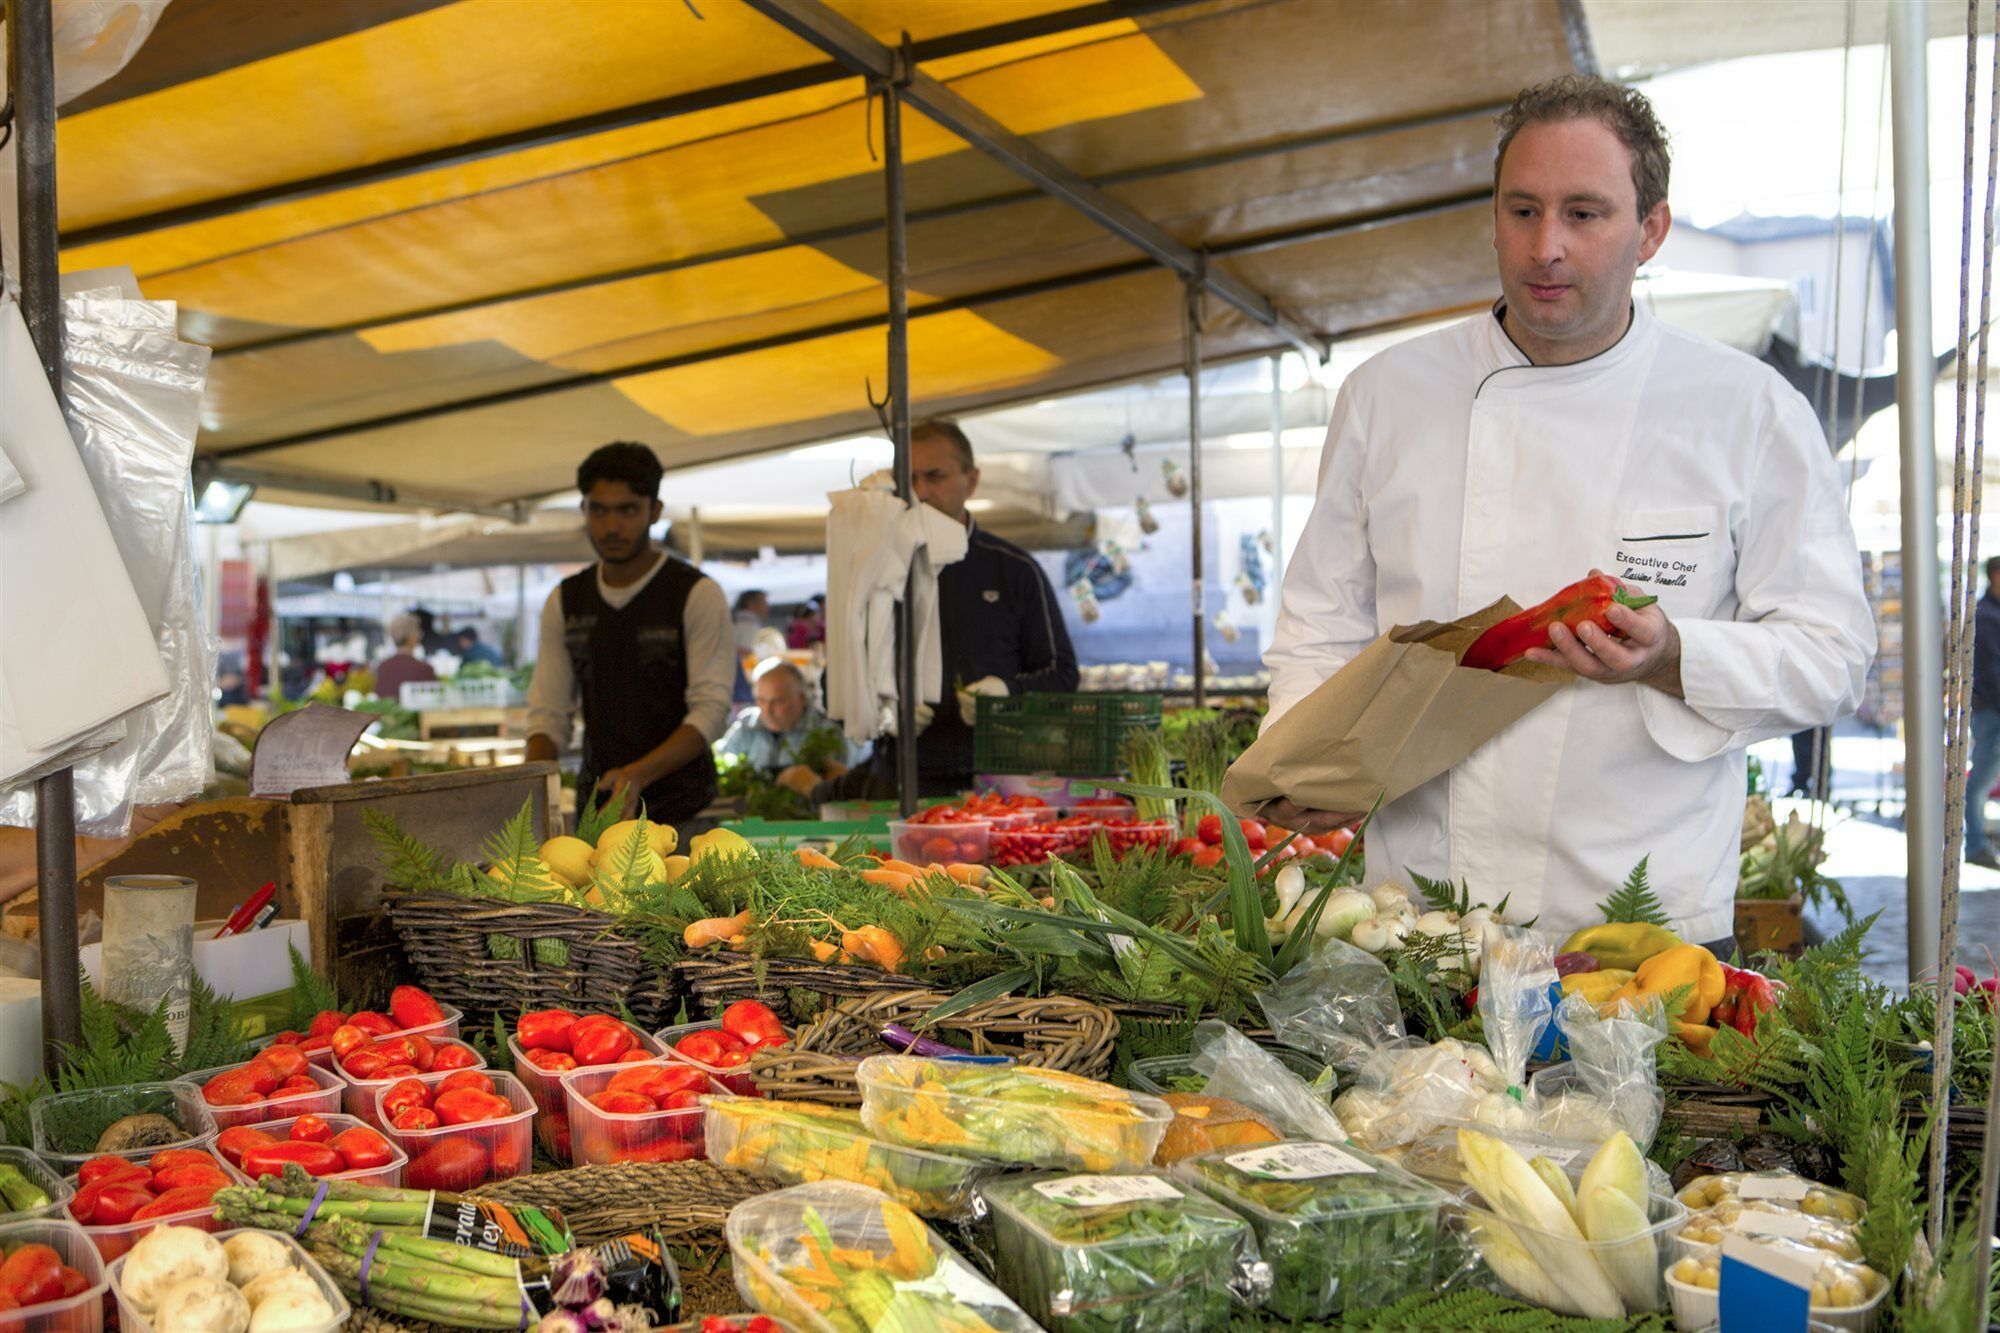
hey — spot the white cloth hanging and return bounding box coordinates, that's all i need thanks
[0,298,167,781]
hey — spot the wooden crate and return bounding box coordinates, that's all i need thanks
[10,764,560,1008]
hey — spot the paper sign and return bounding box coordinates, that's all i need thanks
[249,703,374,796]
[1033,1175,1182,1207]
[1738,1175,1812,1203]
[1718,1234,1813,1333]
[1226,1142,1374,1180]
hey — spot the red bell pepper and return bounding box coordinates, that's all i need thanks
[1460,574,1658,671]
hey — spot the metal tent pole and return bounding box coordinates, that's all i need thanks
[1186,279,1206,708]
[884,70,919,818]
[6,0,83,1062]
[1268,353,1286,636]
[1891,0,1943,985]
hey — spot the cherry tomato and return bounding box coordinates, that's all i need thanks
[515,1009,578,1053]
[436,1070,495,1096]
[0,1244,63,1306]
[389,985,446,1030]
[1190,845,1225,870]
[707,1027,746,1054]
[430,1044,480,1072]
[215,1126,279,1168]
[405,1137,490,1191]
[391,1107,442,1132]
[241,1141,343,1179]
[330,1127,394,1171]
[289,1115,334,1144]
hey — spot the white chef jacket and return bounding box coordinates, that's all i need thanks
[1265,303,1875,944]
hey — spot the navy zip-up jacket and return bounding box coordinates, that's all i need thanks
[1977,591,2000,712]
[873,519,1080,788]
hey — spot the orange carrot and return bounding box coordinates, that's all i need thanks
[794,848,841,871]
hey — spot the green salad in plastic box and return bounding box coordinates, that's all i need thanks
[982,1172,1267,1333]
[1173,1139,1447,1321]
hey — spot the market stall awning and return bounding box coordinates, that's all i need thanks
[54,0,1590,511]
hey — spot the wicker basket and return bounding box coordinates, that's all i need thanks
[673,950,911,1026]
[386,890,676,1029]
[749,987,1119,1106]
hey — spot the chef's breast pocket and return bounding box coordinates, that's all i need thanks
[1611,506,1732,617]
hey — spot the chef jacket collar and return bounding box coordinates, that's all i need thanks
[1476,297,1656,397]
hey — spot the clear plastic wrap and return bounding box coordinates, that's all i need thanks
[1186,1021,1347,1144]
[1257,938,1406,1072]
[727,1181,1042,1333]
[982,1171,1267,1332]
[1665,1240,1886,1329]
[856,1056,1171,1172]
[0,291,213,835]
[1530,993,1668,1149]
[1673,1171,1866,1225]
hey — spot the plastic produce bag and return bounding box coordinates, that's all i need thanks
[1257,937,1406,1072]
[1468,927,1557,1124]
[1187,1021,1348,1145]
[1530,993,1667,1149]
[0,289,212,835]
[726,1180,1043,1333]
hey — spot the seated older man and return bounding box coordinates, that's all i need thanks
[716,660,866,792]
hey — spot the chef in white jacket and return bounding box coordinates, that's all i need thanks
[1263,75,1875,948]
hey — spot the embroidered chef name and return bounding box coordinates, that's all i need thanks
[1616,551,1696,587]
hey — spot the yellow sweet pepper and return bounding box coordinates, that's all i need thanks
[1560,922,1684,972]
[1558,968,1635,1005]
[1608,943,1726,1026]
[1675,1020,1718,1058]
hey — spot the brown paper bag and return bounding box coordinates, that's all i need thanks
[1222,598,1569,820]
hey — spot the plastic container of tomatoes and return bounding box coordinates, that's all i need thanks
[0,1218,107,1333]
[887,819,990,867]
[561,1060,722,1167]
[510,1026,669,1165]
[257,1003,465,1070]
[217,1113,406,1189]
[656,1020,776,1096]
[0,1149,70,1225]
[30,1084,217,1175]
[656,1316,798,1333]
[1098,818,1175,854]
[62,1150,236,1262]
[377,1071,535,1192]
[182,1059,344,1131]
[108,1226,349,1333]
[335,1040,488,1124]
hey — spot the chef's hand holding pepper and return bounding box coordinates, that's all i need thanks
[1523,568,1684,696]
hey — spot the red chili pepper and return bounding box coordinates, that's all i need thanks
[1459,574,1659,672]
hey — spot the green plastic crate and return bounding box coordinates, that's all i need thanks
[722,817,890,850]
[973,692,1163,775]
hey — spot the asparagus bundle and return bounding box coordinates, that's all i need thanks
[214,1164,574,1256]
[305,1217,532,1330]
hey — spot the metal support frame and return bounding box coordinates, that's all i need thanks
[6,0,84,1065]
[742,0,1324,364]
[193,458,528,521]
[884,68,920,819]
[1891,0,1942,984]
[1268,352,1286,638]
[1185,278,1206,708]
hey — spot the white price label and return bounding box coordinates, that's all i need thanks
[1731,1210,1821,1242]
[1522,1145,1581,1168]
[1738,1176,1811,1203]
[1226,1142,1376,1180]
[1033,1175,1183,1207]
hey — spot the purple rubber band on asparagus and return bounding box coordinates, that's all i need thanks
[294,1180,331,1238]
[360,1229,385,1305]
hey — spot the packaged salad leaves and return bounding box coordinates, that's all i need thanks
[1172,1139,1447,1321]
[856,1057,1171,1172]
[981,1171,1268,1333]
[703,1097,1003,1220]
[725,1181,1041,1333]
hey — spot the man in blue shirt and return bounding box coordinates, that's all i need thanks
[1968,556,2000,869]
[454,627,504,667]
[716,659,864,778]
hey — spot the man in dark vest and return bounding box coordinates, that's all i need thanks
[526,442,734,827]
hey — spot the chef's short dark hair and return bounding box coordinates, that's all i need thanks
[913,419,975,473]
[1987,554,2000,578]
[1495,75,1671,219]
[578,441,664,499]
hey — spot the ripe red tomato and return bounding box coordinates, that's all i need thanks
[200,1069,265,1107]
[274,1074,322,1096]
[436,1070,495,1096]
[80,1182,153,1226]
[403,1035,436,1071]
[430,1044,480,1072]
[147,1149,213,1174]
[373,1064,423,1080]
[0,1244,64,1306]
[571,1022,636,1066]
[404,1137,490,1191]
[76,1156,149,1187]
[1171,837,1204,858]
[328,1024,371,1058]
[524,1049,579,1073]
[379,1078,433,1123]
[1190,845,1225,870]
[590,1091,655,1115]
[330,1127,394,1171]
[341,1050,389,1081]
[433,1089,511,1127]
[151,1163,231,1193]
[214,1126,278,1168]
[389,985,446,1030]
[722,1000,787,1047]
[391,1107,442,1132]
[240,1141,342,1180]
[134,1185,221,1219]
[307,1010,348,1039]
[348,1011,397,1036]
[288,1115,334,1144]
[674,1031,727,1066]
[256,1044,310,1082]
[1237,819,1267,850]
[606,1065,679,1102]
[515,1009,577,1053]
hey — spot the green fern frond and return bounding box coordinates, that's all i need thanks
[1599,856,1670,925]
[173,975,252,1074]
[364,807,462,894]
[574,785,619,848]
[282,944,341,1031]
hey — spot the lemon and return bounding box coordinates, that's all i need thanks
[538,836,596,888]
[688,827,755,863]
[661,854,691,884]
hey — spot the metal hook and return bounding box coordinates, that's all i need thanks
[863,82,880,164]
[864,375,893,436]
[681,0,704,17]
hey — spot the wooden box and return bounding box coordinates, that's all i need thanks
[1734,894,1805,958]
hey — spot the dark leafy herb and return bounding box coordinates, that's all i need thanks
[985,1172,1255,1332]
